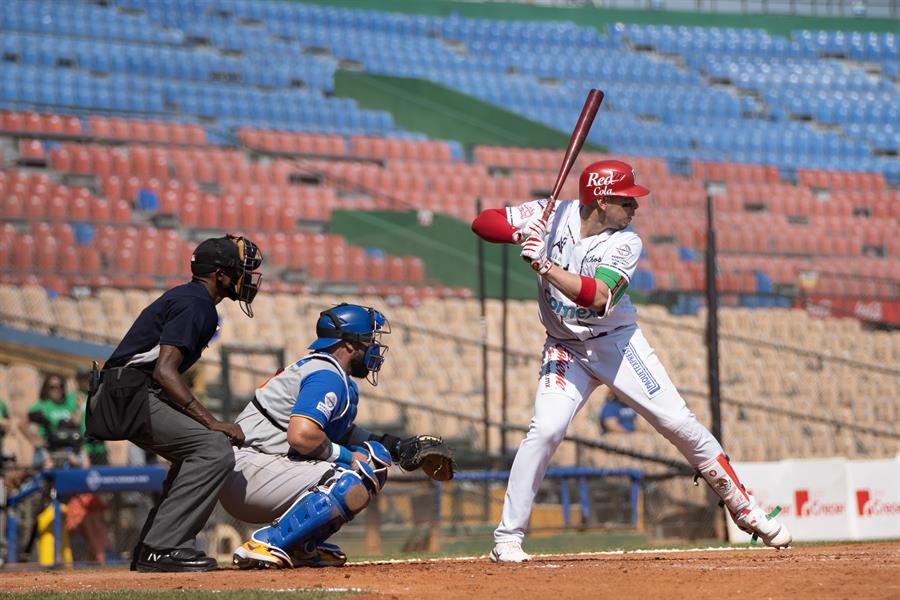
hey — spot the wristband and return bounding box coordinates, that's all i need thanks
[575,275,597,307]
[328,443,353,465]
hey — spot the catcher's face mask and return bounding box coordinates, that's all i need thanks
[316,304,390,386]
[224,235,263,318]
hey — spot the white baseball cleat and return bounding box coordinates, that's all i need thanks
[490,541,532,563]
[734,506,792,549]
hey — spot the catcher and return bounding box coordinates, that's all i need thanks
[220,302,454,568]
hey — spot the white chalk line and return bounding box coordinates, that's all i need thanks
[351,545,776,566]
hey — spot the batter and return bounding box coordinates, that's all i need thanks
[471,160,791,562]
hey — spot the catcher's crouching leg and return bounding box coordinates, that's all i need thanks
[233,442,391,569]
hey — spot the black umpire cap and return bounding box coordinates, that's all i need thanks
[190,236,241,276]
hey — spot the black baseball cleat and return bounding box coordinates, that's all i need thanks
[135,547,219,572]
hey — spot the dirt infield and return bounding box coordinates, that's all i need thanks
[1,542,898,599]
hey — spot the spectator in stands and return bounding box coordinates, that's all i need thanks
[86,235,262,573]
[598,390,638,434]
[25,373,110,564]
[25,373,82,469]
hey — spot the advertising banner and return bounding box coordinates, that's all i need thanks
[725,456,899,543]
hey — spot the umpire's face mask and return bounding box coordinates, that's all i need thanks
[225,236,263,317]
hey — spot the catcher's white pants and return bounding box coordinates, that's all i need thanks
[219,447,332,524]
[494,325,725,544]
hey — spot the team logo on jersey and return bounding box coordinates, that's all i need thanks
[551,235,569,256]
[517,203,536,219]
[316,391,338,417]
[622,342,661,396]
[544,287,600,320]
[615,244,632,257]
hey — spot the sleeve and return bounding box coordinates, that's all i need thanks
[290,370,347,428]
[159,298,216,354]
[504,199,548,229]
[593,233,642,315]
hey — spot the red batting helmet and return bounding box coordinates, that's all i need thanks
[578,160,650,205]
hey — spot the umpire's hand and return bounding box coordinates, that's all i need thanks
[210,420,245,447]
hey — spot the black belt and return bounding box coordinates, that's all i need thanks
[588,325,629,339]
[553,324,630,342]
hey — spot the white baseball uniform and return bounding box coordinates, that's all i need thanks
[494,199,727,544]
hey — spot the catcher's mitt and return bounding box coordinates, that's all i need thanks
[396,435,455,481]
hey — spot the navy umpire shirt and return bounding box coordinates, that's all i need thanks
[105,281,219,374]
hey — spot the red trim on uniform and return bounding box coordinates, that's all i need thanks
[471,208,518,244]
[716,453,751,503]
[575,275,597,307]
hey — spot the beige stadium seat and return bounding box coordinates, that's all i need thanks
[20,285,55,333]
[7,364,40,419]
[51,295,86,337]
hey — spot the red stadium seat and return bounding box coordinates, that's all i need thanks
[12,234,35,271]
[365,256,387,282]
[18,140,45,161]
[264,233,288,268]
[136,239,158,275]
[309,256,328,280]
[110,199,131,223]
[24,195,45,219]
[52,223,75,247]
[90,198,111,222]
[23,112,42,133]
[239,197,259,231]
[130,120,150,142]
[405,257,424,283]
[198,195,220,227]
[186,125,206,145]
[1,111,24,131]
[88,116,112,138]
[59,246,79,274]
[155,241,179,277]
[35,235,58,271]
[220,196,240,230]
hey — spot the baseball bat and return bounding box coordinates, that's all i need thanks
[541,88,604,222]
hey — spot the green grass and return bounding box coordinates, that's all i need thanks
[0,592,354,600]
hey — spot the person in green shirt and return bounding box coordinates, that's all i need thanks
[26,373,82,469]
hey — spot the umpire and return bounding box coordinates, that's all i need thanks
[86,234,262,572]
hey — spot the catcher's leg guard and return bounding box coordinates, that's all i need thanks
[697,454,792,548]
[234,462,384,569]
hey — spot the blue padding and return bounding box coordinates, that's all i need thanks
[250,468,371,560]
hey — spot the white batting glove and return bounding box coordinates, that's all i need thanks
[521,235,552,275]
[512,215,548,245]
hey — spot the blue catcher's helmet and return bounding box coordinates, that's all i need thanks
[308,303,390,384]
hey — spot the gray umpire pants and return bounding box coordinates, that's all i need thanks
[132,387,235,550]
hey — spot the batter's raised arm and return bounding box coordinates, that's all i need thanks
[471,200,549,245]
